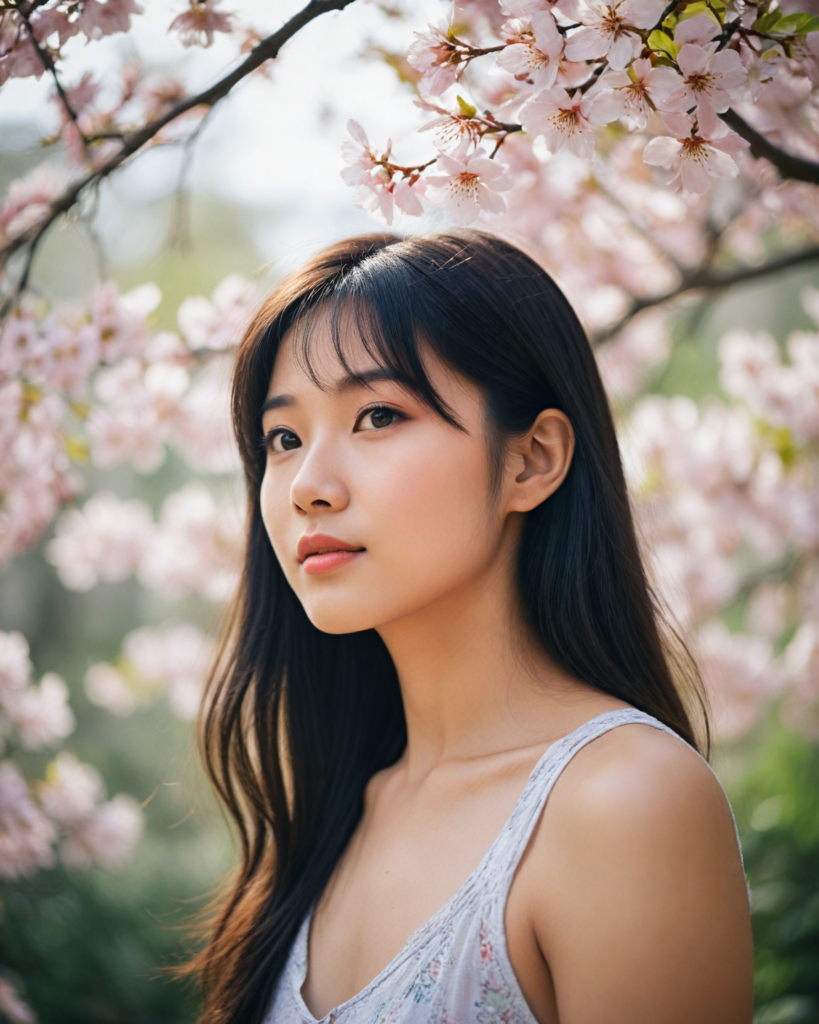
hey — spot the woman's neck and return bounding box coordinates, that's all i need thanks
[376,531,594,783]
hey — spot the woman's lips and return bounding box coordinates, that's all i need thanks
[301,549,364,575]
[297,533,365,575]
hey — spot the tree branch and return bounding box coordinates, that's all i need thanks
[0,0,356,273]
[595,242,819,344]
[721,109,819,186]
[18,7,90,156]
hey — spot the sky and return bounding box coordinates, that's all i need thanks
[0,0,445,275]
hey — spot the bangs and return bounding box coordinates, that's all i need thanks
[283,266,464,432]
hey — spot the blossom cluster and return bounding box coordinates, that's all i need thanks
[0,631,142,882]
[622,288,819,738]
[47,484,244,603]
[0,273,258,565]
[342,0,818,226]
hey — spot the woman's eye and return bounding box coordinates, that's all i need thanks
[358,406,398,431]
[268,429,302,453]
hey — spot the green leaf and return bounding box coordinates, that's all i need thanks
[647,29,678,58]
[679,0,727,25]
[754,10,782,32]
[774,11,817,32]
[456,94,477,119]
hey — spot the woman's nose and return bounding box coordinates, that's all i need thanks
[290,447,350,516]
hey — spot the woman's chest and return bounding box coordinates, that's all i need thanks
[302,768,540,1019]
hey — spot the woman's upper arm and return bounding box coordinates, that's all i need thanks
[527,725,754,1024]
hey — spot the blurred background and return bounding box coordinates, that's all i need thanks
[0,1,817,1021]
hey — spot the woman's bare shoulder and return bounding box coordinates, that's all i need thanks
[514,721,753,1024]
[531,721,742,880]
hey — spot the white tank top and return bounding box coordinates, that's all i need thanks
[267,708,745,1023]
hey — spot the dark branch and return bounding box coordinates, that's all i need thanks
[0,0,357,271]
[595,242,819,344]
[18,8,90,154]
[721,109,819,186]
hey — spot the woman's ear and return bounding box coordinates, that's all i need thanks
[506,409,575,513]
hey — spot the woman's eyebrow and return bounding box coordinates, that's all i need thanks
[260,369,409,415]
[260,394,295,414]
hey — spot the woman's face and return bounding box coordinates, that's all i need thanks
[259,315,519,635]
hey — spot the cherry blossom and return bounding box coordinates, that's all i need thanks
[497,12,564,90]
[0,979,36,1024]
[562,0,666,70]
[407,22,463,96]
[648,25,748,124]
[425,142,512,224]
[341,121,425,226]
[60,793,143,869]
[587,58,686,131]
[138,484,243,602]
[520,86,605,159]
[643,111,748,195]
[47,492,153,591]
[77,0,143,41]
[698,621,781,740]
[38,752,143,869]
[0,761,55,880]
[6,673,75,751]
[169,0,233,48]
[176,274,260,351]
[87,624,215,720]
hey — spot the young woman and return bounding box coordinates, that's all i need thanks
[192,232,753,1024]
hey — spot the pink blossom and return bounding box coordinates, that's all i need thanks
[169,0,233,48]
[407,22,462,96]
[562,0,666,70]
[588,58,684,130]
[698,620,780,740]
[0,979,36,1024]
[176,274,260,351]
[0,760,55,880]
[88,281,159,363]
[497,13,564,90]
[0,631,32,698]
[501,0,558,14]
[6,673,75,750]
[648,31,748,124]
[77,0,143,41]
[643,111,748,194]
[341,120,425,225]
[417,99,483,151]
[87,360,173,472]
[39,753,103,825]
[36,315,100,395]
[175,357,239,473]
[138,483,243,602]
[30,7,80,47]
[425,142,512,225]
[46,492,153,591]
[84,662,140,717]
[520,87,606,159]
[61,793,143,869]
[0,165,65,247]
[116,623,214,719]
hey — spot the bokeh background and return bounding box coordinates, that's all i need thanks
[1,1,818,1022]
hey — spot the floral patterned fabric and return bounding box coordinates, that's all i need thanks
[266,708,743,1023]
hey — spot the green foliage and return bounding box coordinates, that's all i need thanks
[734,725,819,1023]
[0,869,198,1024]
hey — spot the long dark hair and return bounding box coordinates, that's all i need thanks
[189,231,708,1023]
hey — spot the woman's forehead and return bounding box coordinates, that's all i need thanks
[269,312,377,394]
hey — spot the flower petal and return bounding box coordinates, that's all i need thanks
[564,26,609,62]
[643,135,682,168]
[347,119,369,148]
